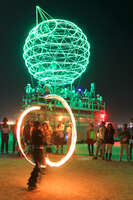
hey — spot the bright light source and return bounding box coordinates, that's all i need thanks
[58,116,63,121]
[7,121,15,125]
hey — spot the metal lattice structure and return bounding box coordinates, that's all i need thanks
[23,7,90,86]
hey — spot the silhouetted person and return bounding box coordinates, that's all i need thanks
[129,127,133,160]
[104,123,115,161]
[119,123,130,161]
[1,117,10,154]
[12,120,18,153]
[66,122,73,152]
[23,120,31,154]
[27,121,45,191]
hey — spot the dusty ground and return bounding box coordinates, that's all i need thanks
[0,144,133,200]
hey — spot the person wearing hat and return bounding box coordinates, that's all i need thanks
[27,121,46,191]
[1,117,10,154]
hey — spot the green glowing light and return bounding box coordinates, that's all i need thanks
[23,9,90,86]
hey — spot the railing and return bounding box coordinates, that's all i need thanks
[22,95,105,112]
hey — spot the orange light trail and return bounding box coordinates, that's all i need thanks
[17,94,77,167]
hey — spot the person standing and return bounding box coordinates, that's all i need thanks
[93,121,106,160]
[44,85,51,95]
[66,122,73,152]
[12,120,18,153]
[86,123,96,156]
[1,117,10,154]
[129,127,133,160]
[119,123,130,161]
[56,120,65,154]
[23,120,31,154]
[27,121,45,191]
[104,123,115,161]
[42,121,53,152]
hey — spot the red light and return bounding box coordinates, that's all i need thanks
[100,114,105,121]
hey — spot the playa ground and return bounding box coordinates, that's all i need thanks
[0,143,133,200]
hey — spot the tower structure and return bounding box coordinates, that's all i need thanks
[22,6,106,141]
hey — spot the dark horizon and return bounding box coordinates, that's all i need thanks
[0,0,133,124]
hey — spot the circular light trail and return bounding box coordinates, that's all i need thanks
[17,94,77,167]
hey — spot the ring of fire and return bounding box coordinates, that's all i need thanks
[17,94,77,167]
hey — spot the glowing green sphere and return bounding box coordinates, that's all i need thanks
[23,19,90,86]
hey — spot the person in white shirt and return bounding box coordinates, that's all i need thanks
[93,121,107,160]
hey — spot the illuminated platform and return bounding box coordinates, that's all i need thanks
[21,83,106,141]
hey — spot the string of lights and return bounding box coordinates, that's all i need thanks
[23,17,90,86]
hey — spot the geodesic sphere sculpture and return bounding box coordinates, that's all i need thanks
[23,19,90,86]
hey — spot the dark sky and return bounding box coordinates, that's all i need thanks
[0,0,133,124]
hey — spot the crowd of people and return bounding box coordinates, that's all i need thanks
[0,117,133,191]
[0,117,133,162]
[0,117,73,156]
[22,83,105,110]
[86,121,133,161]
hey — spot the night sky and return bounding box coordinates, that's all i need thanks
[0,0,133,124]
